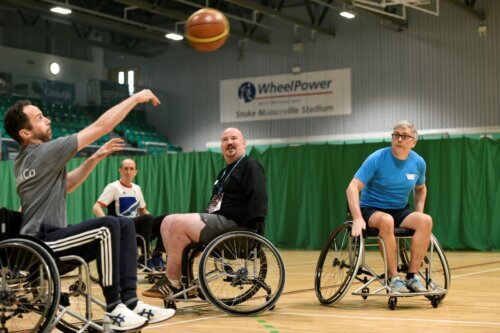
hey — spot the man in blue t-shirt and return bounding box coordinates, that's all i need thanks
[346,120,432,294]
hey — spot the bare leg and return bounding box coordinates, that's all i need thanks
[400,212,433,273]
[368,212,398,277]
[160,213,205,281]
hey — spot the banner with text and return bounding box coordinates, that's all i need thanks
[41,80,75,105]
[220,69,351,123]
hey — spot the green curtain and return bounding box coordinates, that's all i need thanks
[1,138,498,250]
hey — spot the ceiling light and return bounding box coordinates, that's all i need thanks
[50,6,72,15]
[49,62,60,75]
[339,10,356,19]
[165,32,184,41]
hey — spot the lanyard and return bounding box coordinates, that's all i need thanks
[215,155,245,195]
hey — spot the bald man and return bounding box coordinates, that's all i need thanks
[143,127,268,297]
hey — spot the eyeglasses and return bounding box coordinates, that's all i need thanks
[391,133,415,141]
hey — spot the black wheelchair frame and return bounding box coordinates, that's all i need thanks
[161,227,286,315]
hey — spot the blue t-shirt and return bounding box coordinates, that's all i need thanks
[354,147,426,209]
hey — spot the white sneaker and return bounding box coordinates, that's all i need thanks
[133,301,176,324]
[106,303,148,331]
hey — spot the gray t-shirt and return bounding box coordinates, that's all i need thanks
[14,134,78,235]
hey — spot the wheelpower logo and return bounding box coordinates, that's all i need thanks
[237,79,333,103]
[220,69,352,123]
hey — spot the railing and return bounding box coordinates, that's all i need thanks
[0,137,147,161]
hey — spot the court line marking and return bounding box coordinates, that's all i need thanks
[276,312,500,326]
[452,267,500,279]
[145,314,228,329]
[141,265,500,331]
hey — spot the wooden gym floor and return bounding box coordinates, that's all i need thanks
[55,250,500,333]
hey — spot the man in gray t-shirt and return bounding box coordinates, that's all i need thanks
[15,134,78,235]
[3,90,175,331]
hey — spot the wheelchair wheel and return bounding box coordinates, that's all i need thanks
[198,231,285,315]
[398,234,450,300]
[0,237,60,332]
[314,222,362,305]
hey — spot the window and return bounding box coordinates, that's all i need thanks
[109,67,140,96]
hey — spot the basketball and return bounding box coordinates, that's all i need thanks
[185,8,230,52]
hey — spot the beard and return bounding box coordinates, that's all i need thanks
[38,129,52,142]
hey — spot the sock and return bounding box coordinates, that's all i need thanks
[169,278,181,288]
[406,272,415,280]
[390,275,400,282]
[124,298,138,310]
[106,301,120,313]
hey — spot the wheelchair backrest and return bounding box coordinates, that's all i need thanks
[0,207,22,238]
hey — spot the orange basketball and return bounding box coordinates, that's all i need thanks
[185,8,230,52]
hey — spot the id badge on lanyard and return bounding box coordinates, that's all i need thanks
[206,193,223,213]
[205,155,245,214]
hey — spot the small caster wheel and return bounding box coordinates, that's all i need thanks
[388,297,397,310]
[362,287,369,300]
[164,299,177,310]
[431,295,440,308]
[69,281,86,294]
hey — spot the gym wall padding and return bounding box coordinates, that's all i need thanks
[1,137,498,250]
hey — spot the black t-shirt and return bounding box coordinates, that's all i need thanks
[210,156,267,229]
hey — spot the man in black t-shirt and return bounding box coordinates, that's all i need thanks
[143,127,267,298]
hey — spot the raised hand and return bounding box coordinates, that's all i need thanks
[92,138,126,161]
[134,89,161,106]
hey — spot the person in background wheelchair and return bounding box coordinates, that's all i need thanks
[93,158,166,272]
[143,127,268,298]
[3,90,175,331]
[346,120,432,294]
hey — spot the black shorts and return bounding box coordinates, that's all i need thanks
[198,213,238,244]
[361,206,413,228]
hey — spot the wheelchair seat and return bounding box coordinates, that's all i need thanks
[363,227,415,237]
[315,221,450,310]
[165,224,286,315]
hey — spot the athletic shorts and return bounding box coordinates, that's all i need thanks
[361,206,413,228]
[198,213,238,244]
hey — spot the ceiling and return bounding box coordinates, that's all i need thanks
[0,0,486,57]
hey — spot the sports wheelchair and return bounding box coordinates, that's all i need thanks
[314,221,450,310]
[0,208,127,332]
[161,225,286,315]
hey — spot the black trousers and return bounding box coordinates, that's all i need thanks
[41,216,137,308]
[151,214,167,253]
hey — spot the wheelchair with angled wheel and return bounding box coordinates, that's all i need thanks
[162,225,286,315]
[314,220,450,310]
[0,208,134,332]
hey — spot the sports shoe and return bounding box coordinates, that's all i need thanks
[133,301,176,324]
[146,258,156,271]
[389,276,410,293]
[152,255,166,272]
[142,276,196,299]
[142,276,176,298]
[406,276,427,292]
[105,303,148,331]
